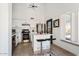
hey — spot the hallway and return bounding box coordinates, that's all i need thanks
[13,42,75,56]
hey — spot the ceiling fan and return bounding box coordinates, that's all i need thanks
[28,3,39,8]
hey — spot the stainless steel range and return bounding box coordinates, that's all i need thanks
[22,29,30,42]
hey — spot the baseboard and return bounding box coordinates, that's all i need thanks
[0,53,8,56]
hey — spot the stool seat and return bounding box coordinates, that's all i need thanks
[37,39,46,42]
[45,38,56,41]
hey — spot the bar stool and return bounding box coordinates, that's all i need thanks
[45,35,56,56]
[37,39,46,55]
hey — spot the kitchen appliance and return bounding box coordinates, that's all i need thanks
[22,29,30,42]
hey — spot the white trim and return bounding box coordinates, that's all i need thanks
[8,3,12,56]
[61,39,79,46]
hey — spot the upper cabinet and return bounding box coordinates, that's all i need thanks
[47,19,53,34]
[36,23,43,34]
[36,19,53,34]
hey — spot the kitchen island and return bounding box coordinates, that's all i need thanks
[31,33,53,54]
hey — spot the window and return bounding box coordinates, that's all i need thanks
[61,9,79,46]
[65,14,71,40]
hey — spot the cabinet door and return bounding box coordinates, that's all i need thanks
[47,19,53,34]
[36,24,43,34]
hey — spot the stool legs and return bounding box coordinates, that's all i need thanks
[49,44,56,56]
[40,42,43,55]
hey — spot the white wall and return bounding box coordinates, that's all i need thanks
[0,3,12,56]
[45,4,79,55]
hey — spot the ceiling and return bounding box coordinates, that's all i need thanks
[12,3,79,20]
[45,3,79,18]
